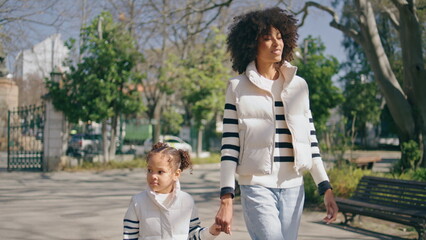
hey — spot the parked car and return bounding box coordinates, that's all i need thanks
[143,135,192,153]
[66,134,102,156]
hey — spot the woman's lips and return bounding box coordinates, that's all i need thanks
[272,49,281,54]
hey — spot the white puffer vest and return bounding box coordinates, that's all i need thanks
[229,61,315,175]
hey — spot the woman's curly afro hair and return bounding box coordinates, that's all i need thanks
[227,7,298,74]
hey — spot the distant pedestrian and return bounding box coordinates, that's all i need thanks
[215,7,338,240]
[123,142,221,240]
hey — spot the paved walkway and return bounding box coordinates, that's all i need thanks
[0,161,412,240]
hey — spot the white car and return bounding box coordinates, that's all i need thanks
[143,135,192,153]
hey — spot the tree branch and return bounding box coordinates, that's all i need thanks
[295,1,360,42]
[383,7,400,29]
[389,0,406,8]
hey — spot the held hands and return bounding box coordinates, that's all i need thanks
[209,223,222,236]
[323,189,339,224]
[215,194,233,235]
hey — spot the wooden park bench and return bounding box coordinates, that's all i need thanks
[336,176,426,240]
[351,156,382,169]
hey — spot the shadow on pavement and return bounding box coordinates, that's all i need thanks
[313,221,415,240]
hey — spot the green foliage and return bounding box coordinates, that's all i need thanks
[412,168,426,181]
[191,153,221,165]
[304,165,371,206]
[303,172,323,205]
[168,28,230,128]
[393,140,422,171]
[341,72,381,144]
[294,36,343,134]
[402,140,422,169]
[160,107,184,136]
[320,117,352,166]
[394,167,426,181]
[326,165,374,198]
[45,11,145,124]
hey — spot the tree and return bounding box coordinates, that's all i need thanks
[160,106,184,136]
[105,0,232,146]
[168,29,230,156]
[296,0,426,169]
[341,72,381,146]
[339,24,383,147]
[293,36,343,134]
[45,11,145,161]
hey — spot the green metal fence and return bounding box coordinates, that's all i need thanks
[7,104,45,171]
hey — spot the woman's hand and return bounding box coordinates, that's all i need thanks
[215,194,233,234]
[323,189,338,224]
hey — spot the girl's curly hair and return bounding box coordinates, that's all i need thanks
[147,142,192,172]
[227,7,298,74]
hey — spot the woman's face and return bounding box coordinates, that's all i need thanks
[256,26,284,65]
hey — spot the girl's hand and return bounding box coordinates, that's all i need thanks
[209,223,222,236]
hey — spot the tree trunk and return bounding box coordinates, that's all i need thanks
[355,0,416,142]
[109,116,118,160]
[422,130,426,167]
[101,121,109,163]
[393,0,426,167]
[152,96,163,145]
[197,126,203,158]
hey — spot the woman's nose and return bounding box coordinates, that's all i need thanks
[272,38,279,46]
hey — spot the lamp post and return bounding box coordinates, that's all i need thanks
[50,68,63,86]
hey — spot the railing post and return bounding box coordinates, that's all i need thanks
[7,109,10,172]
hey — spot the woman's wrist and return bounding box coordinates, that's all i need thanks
[220,194,233,204]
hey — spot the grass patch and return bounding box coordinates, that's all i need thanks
[64,158,147,171]
[191,153,220,165]
[64,153,220,171]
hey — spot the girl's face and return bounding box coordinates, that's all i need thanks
[146,153,181,194]
[256,27,284,65]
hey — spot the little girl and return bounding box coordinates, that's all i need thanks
[123,142,221,240]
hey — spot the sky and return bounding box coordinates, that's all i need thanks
[298,8,347,64]
[5,0,348,75]
[296,5,348,83]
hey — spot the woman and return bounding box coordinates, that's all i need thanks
[215,7,338,240]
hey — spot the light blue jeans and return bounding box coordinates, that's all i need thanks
[240,185,305,240]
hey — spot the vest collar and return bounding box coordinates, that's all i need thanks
[245,61,298,91]
[148,180,181,210]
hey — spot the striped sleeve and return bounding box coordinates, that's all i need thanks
[123,197,140,240]
[220,83,239,198]
[308,110,321,160]
[306,110,332,193]
[188,204,216,240]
